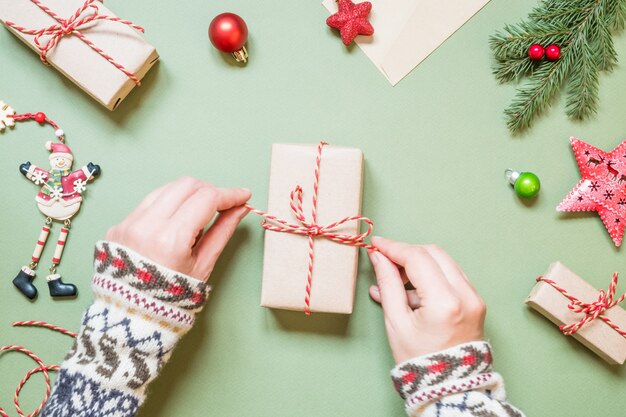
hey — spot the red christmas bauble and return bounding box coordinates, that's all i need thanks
[545,44,561,61]
[528,44,544,61]
[209,13,248,53]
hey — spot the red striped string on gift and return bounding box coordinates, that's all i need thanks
[3,0,145,85]
[0,321,76,417]
[246,141,377,315]
[537,273,626,337]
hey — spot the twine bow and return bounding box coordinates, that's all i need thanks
[246,141,377,315]
[4,0,145,85]
[537,273,626,337]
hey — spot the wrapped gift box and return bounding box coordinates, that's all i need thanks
[260,143,364,314]
[0,0,158,110]
[526,262,626,365]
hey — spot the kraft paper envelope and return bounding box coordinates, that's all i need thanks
[323,0,491,85]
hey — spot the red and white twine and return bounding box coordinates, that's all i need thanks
[12,321,77,338]
[4,0,144,85]
[0,321,75,417]
[9,113,64,141]
[246,142,377,315]
[537,273,626,337]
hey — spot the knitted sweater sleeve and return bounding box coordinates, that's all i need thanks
[391,342,526,417]
[41,241,210,417]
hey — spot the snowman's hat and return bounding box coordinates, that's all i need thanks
[46,141,73,162]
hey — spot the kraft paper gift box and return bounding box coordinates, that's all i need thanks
[0,0,158,110]
[260,143,364,314]
[526,262,626,365]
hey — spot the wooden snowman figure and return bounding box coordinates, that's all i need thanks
[12,141,101,299]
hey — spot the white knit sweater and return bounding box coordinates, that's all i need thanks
[41,241,524,417]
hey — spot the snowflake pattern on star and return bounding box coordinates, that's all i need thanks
[558,137,626,246]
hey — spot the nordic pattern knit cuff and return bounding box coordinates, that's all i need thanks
[41,241,211,417]
[391,342,525,417]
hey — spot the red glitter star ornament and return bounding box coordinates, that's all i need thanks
[326,0,374,45]
[558,137,626,246]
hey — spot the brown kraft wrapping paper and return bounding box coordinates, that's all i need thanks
[260,143,364,314]
[526,262,626,365]
[0,0,158,110]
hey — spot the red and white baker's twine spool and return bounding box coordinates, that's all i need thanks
[246,142,377,315]
[537,273,626,337]
[0,321,76,417]
[4,0,144,85]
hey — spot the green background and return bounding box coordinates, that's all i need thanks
[1,0,626,415]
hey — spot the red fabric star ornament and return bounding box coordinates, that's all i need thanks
[326,0,374,45]
[558,137,626,246]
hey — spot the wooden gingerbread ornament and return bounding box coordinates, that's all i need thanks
[1,101,101,299]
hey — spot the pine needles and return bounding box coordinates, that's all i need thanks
[491,0,626,134]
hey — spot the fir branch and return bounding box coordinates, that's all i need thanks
[504,58,568,132]
[597,1,620,70]
[607,0,626,29]
[530,5,590,26]
[491,25,570,82]
[566,32,599,119]
[490,0,626,134]
[596,21,618,70]
[492,57,537,83]
[491,23,570,59]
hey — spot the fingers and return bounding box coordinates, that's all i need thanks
[191,205,250,280]
[423,245,477,296]
[372,236,454,302]
[406,289,421,309]
[145,177,207,219]
[174,185,251,231]
[121,183,169,224]
[400,268,411,287]
[371,237,411,265]
[368,251,410,322]
[370,285,421,309]
[134,183,168,212]
[104,178,251,280]
[211,187,253,212]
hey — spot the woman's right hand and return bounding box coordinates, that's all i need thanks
[368,237,487,364]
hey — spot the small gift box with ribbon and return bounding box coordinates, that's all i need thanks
[526,262,626,365]
[248,142,372,315]
[0,0,158,110]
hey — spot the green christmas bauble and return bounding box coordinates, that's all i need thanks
[514,172,540,198]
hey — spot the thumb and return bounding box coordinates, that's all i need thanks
[192,205,250,280]
[368,250,409,322]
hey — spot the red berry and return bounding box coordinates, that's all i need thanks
[528,44,544,61]
[34,112,46,123]
[545,44,561,61]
